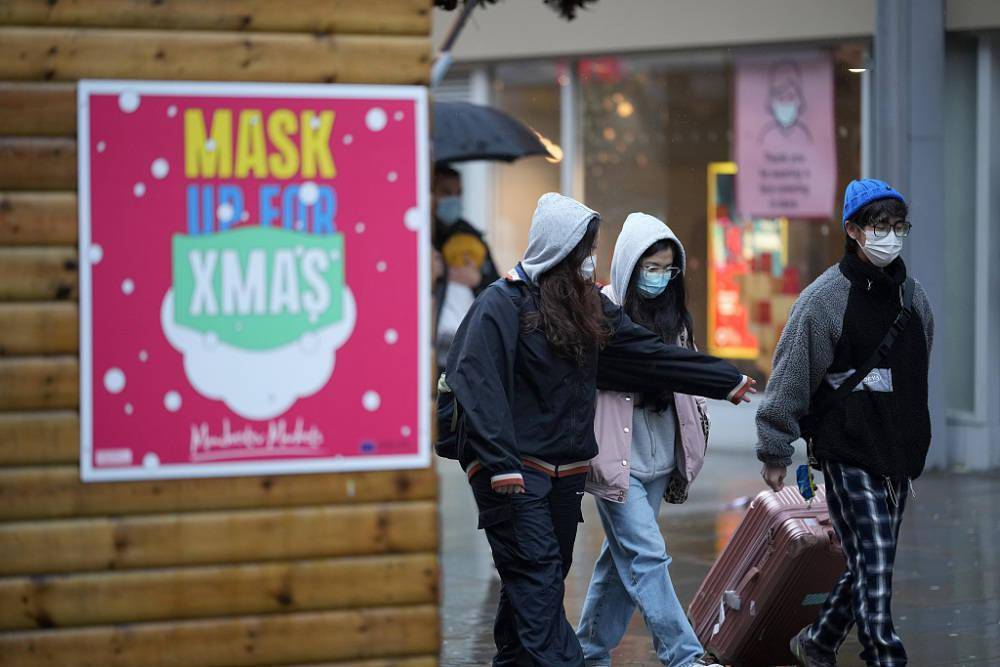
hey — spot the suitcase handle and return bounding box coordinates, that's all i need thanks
[723,567,760,612]
[737,566,760,595]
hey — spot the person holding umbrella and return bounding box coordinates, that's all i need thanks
[432,164,500,366]
[430,102,551,367]
[440,193,756,666]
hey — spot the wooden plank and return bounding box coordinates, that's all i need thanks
[0,465,437,521]
[0,604,439,666]
[0,0,431,36]
[0,411,78,465]
[0,247,77,301]
[0,27,430,84]
[289,660,436,667]
[0,553,438,629]
[0,303,77,355]
[0,137,75,191]
[0,356,77,411]
[0,501,438,575]
[0,191,77,244]
[287,659,436,667]
[0,82,75,137]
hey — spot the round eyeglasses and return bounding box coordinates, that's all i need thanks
[869,221,912,238]
[641,265,682,279]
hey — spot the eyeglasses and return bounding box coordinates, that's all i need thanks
[641,265,682,279]
[868,221,912,238]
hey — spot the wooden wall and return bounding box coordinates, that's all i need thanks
[0,1,438,665]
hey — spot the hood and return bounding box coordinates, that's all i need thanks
[608,212,685,306]
[520,192,600,282]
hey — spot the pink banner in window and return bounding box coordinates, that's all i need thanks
[735,51,837,219]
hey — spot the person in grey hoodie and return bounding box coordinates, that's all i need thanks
[577,213,720,667]
[443,194,755,666]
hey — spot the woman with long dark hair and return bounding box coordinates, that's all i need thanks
[577,213,720,667]
[440,195,753,666]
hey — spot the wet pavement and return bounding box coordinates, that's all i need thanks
[439,400,1000,666]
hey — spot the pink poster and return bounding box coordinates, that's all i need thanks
[734,51,836,219]
[78,81,431,481]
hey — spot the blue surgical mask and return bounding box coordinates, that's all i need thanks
[436,196,462,225]
[580,255,597,281]
[638,269,671,298]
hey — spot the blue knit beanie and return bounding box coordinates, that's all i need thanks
[842,179,906,225]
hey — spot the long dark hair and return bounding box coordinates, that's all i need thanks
[523,218,610,366]
[623,238,693,411]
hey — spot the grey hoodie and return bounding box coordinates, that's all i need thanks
[607,213,689,481]
[520,192,600,281]
[608,212,686,306]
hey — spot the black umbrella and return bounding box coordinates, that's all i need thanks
[433,101,554,164]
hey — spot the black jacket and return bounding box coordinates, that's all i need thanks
[446,269,746,482]
[756,252,935,480]
[811,255,933,478]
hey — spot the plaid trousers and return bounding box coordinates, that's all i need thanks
[805,461,909,666]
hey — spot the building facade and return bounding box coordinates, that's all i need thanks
[433,0,1000,472]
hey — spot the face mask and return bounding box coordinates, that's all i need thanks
[436,196,462,225]
[579,255,597,281]
[771,100,799,128]
[638,269,671,298]
[861,230,904,267]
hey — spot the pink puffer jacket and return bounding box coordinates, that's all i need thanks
[587,386,710,504]
[587,358,709,503]
[587,252,711,505]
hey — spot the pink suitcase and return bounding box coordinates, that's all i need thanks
[688,486,846,667]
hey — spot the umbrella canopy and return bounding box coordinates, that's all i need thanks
[433,101,552,164]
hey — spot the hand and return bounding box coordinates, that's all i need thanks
[761,462,787,492]
[450,258,482,289]
[494,481,526,495]
[729,377,758,404]
[432,250,445,282]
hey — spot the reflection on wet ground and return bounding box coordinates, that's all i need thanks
[439,403,1000,666]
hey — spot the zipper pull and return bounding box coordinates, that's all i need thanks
[867,279,872,291]
[885,477,898,506]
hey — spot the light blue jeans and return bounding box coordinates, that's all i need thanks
[576,474,704,667]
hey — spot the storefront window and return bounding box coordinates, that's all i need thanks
[485,46,863,380]
[490,62,562,273]
[581,52,730,352]
[580,47,862,379]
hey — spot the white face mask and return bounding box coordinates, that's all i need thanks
[771,100,799,128]
[579,255,597,281]
[862,230,904,267]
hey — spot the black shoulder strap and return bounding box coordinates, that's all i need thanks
[810,277,915,424]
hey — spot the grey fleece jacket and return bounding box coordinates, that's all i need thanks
[755,257,934,476]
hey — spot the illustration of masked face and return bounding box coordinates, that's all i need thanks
[766,61,805,131]
[771,98,800,128]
